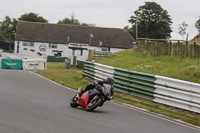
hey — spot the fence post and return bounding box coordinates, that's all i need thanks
[186,41,188,57]
[150,41,153,55]
[194,42,197,59]
[197,44,200,59]
[189,43,193,58]
[153,41,156,56]
[169,41,172,56]
[133,38,199,59]
[177,41,180,56]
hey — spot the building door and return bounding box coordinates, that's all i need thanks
[54,52,62,57]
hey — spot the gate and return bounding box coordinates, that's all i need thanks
[0,40,14,52]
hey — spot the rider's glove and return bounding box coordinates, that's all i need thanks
[93,80,98,86]
[96,84,102,91]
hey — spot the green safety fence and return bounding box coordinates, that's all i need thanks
[114,68,156,101]
[65,60,85,69]
[77,60,85,69]
[47,56,67,62]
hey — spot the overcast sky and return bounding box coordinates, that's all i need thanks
[0,0,199,40]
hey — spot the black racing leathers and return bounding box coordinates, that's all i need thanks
[81,80,114,99]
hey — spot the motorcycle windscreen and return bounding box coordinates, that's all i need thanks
[103,84,112,98]
[77,92,89,108]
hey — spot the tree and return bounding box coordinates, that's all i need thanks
[178,22,188,40]
[81,23,96,27]
[195,17,200,33]
[0,16,17,42]
[127,2,173,39]
[58,18,80,25]
[0,13,48,42]
[58,13,95,27]
[18,12,48,23]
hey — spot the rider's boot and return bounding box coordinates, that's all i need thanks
[76,88,84,98]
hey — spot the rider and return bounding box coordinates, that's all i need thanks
[77,77,114,100]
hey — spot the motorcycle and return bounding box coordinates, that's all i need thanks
[70,82,112,111]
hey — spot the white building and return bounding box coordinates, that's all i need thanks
[14,21,135,61]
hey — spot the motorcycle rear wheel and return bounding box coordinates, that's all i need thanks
[70,95,79,108]
[86,96,103,111]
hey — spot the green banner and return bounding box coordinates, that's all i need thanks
[1,58,23,70]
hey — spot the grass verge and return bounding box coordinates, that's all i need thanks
[37,62,89,89]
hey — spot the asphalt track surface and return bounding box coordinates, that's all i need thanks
[0,70,199,133]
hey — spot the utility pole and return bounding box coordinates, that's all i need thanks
[136,10,143,42]
[89,34,94,45]
[136,13,138,42]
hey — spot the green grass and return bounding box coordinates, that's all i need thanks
[46,62,66,69]
[37,62,89,89]
[90,49,200,84]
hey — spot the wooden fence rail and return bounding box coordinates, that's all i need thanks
[134,38,200,59]
[91,51,116,58]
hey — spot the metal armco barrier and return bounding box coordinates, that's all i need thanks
[94,63,114,80]
[65,58,71,69]
[114,68,156,101]
[154,76,200,113]
[83,61,200,113]
[83,61,95,79]
[77,60,85,69]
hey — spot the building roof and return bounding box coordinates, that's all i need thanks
[191,34,200,41]
[15,21,135,49]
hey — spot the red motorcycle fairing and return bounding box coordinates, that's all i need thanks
[77,92,89,107]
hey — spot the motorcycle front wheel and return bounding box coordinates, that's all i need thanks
[86,96,103,111]
[70,95,79,108]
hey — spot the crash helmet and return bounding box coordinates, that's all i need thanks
[106,77,114,85]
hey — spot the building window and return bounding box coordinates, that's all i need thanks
[23,42,29,46]
[23,42,34,47]
[80,50,83,56]
[29,42,34,47]
[52,50,63,57]
[101,47,108,51]
[51,44,57,48]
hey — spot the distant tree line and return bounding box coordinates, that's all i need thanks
[0,12,95,43]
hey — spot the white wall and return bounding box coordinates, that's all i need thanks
[0,49,3,56]
[14,41,127,62]
[89,46,126,53]
[14,41,89,61]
